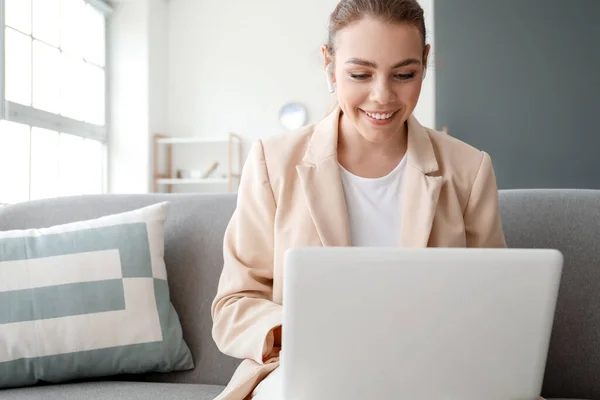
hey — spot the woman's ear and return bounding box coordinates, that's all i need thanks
[321,45,334,70]
[321,45,336,93]
[422,44,431,80]
[423,44,431,67]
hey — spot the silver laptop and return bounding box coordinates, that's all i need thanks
[281,247,562,400]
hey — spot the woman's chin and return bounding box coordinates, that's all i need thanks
[358,131,397,144]
[357,123,403,144]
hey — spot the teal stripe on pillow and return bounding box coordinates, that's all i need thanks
[0,279,193,388]
[0,280,126,324]
[0,223,153,278]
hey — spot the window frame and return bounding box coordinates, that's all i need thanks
[1,0,112,142]
[0,0,113,200]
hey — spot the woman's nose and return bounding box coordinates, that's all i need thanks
[370,78,396,105]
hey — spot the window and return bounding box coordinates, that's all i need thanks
[0,0,112,205]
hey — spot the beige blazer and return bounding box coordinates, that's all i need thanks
[211,107,506,400]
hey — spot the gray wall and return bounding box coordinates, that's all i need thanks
[435,0,600,189]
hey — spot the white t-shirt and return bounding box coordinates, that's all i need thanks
[340,156,407,247]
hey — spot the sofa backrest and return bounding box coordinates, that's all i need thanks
[499,189,600,400]
[0,189,599,399]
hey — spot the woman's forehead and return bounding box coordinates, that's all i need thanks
[334,17,424,64]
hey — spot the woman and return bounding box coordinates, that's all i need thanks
[212,0,514,399]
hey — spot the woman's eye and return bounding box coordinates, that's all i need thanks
[395,73,416,80]
[350,73,416,81]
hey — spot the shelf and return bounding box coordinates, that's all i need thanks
[155,137,229,144]
[152,132,243,193]
[156,178,228,185]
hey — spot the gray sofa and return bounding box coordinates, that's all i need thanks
[0,189,598,400]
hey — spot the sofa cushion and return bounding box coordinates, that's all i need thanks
[0,194,241,386]
[0,382,586,400]
[0,382,224,400]
[0,203,193,389]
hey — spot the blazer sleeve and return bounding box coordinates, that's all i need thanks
[211,140,282,364]
[464,151,507,248]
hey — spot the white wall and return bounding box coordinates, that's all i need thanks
[148,0,168,136]
[108,0,150,193]
[413,0,436,129]
[108,0,168,193]
[166,0,339,153]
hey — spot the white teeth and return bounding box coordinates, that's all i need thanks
[365,111,395,120]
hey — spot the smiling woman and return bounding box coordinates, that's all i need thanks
[322,2,429,179]
[210,1,511,399]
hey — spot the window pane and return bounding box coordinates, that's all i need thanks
[84,5,105,66]
[5,28,32,106]
[60,0,85,56]
[60,53,86,121]
[85,63,105,125]
[5,0,32,34]
[32,0,61,47]
[30,128,59,200]
[80,139,104,194]
[0,121,30,204]
[33,40,61,114]
[58,132,84,196]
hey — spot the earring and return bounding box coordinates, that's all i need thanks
[325,64,336,93]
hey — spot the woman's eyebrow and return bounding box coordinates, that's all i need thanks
[345,57,421,69]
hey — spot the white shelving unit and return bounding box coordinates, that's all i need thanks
[153,133,243,193]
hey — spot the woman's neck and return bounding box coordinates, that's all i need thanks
[337,112,408,178]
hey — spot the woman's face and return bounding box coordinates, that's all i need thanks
[328,17,429,144]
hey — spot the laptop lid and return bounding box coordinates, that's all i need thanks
[281,248,562,400]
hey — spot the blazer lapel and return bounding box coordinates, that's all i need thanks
[399,116,443,247]
[296,111,442,248]
[296,108,351,247]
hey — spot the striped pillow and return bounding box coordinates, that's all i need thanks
[0,202,193,389]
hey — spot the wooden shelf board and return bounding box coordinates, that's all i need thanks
[156,137,229,144]
[156,178,228,185]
